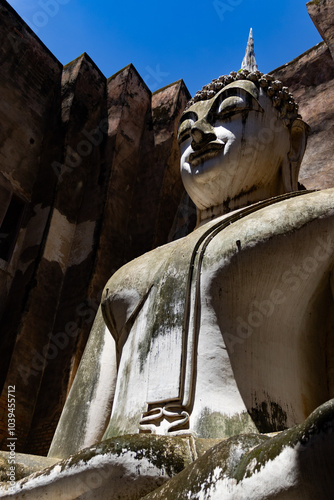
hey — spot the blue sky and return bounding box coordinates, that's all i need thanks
[7,0,322,96]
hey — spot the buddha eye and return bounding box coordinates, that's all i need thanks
[213,93,263,121]
[177,118,195,144]
[217,96,248,117]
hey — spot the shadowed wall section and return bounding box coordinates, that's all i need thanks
[0,1,190,454]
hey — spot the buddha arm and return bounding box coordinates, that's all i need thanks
[48,306,118,458]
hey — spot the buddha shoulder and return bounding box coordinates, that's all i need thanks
[101,235,189,336]
[210,189,334,257]
[102,189,334,336]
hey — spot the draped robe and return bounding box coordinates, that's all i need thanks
[49,188,334,461]
[101,189,334,438]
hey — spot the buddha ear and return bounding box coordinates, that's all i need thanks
[283,118,310,191]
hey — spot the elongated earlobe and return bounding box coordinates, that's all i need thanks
[282,119,310,191]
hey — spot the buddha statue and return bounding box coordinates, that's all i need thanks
[53,69,333,444]
[1,68,333,499]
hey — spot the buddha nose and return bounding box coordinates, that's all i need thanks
[191,119,216,150]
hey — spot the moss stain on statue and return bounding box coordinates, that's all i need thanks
[103,360,142,437]
[233,399,334,483]
[143,433,270,499]
[15,435,195,490]
[249,398,288,433]
[104,412,141,439]
[196,408,258,439]
[151,273,185,337]
[138,270,185,371]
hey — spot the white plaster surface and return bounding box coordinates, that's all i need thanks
[193,446,300,500]
[179,83,292,213]
[82,322,116,449]
[48,308,118,458]
[101,189,334,440]
[0,449,169,500]
[68,220,96,266]
[43,208,76,272]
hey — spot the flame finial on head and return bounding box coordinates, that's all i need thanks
[241,28,258,72]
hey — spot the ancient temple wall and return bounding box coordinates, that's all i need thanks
[21,53,109,455]
[0,1,62,325]
[271,42,334,190]
[307,0,334,60]
[0,1,190,454]
[0,2,62,197]
[0,1,63,446]
[150,81,192,248]
[0,0,333,457]
[25,63,155,455]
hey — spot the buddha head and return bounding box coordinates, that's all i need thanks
[178,70,309,221]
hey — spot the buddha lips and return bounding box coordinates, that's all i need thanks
[188,140,225,167]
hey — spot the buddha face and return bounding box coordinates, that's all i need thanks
[178,81,291,211]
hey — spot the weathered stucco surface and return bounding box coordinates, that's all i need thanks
[1,435,198,499]
[0,0,333,487]
[307,0,334,58]
[271,42,334,190]
[96,189,333,443]
[0,452,58,483]
[143,400,334,500]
